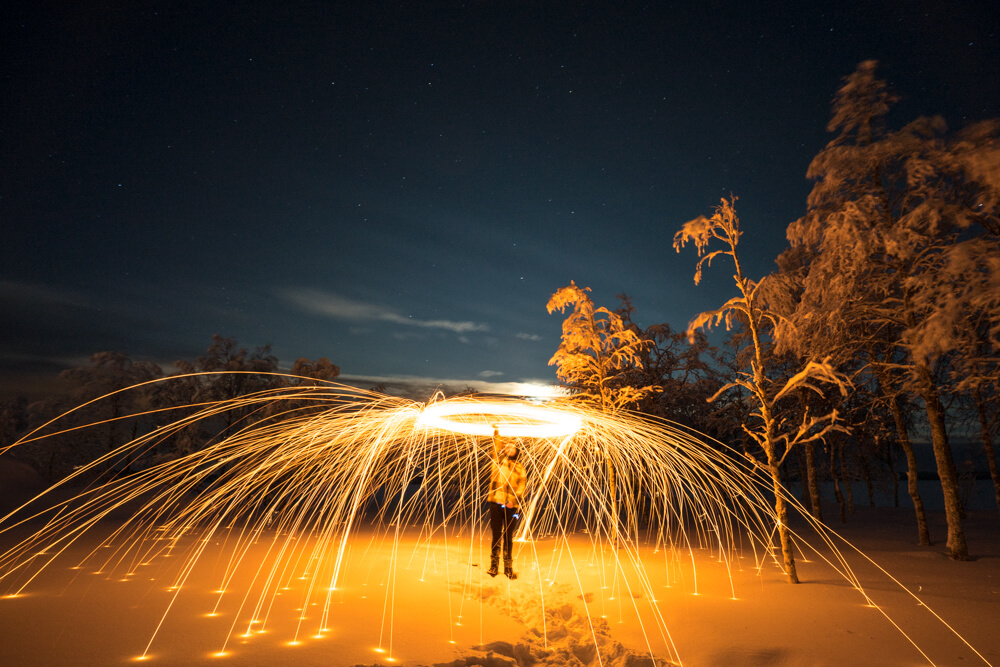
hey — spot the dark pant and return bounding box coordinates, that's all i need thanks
[489,502,519,562]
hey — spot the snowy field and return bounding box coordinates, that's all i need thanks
[1,459,999,667]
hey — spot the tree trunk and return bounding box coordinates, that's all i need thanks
[805,440,823,522]
[796,446,813,515]
[839,442,854,514]
[860,453,876,507]
[918,365,968,560]
[889,394,930,545]
[975,386,1000,515]
[873,359,929,543]
[769,459,799,583]
[885,440,900,508]
[830,442,847,524]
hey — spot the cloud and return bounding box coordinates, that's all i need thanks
[339,373,566,400]
[392,331,427,341]
[516,332,542,341]
[277,288,489,334]
[0,280,91,309]
[478,370,504,378]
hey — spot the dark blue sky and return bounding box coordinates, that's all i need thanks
[2,1,997,396]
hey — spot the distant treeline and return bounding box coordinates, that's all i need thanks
[0,334,345,482]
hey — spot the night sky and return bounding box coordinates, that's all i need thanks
[2,1,997,397]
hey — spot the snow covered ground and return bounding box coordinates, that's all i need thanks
[1,458,998,667]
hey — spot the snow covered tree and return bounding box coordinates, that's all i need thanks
[191,334,281,399]
[950,324,1000,515]
[289,357,341,385]
[547,282,659,413]
[781,61,1000,559]
[173,335,281,441]
[274,357,344,415]
[547,282,660,530]
[776,240,932,539]
[675,197,849,584]
[867,343,932,544]
[20,352,163,480]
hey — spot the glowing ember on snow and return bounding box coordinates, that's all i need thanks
[0,376,992,665]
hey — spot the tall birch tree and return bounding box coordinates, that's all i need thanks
[674,198,849,584]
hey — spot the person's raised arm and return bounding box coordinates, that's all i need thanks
[492,426,501,460]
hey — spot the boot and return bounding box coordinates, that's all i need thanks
[504,559,517,580]
[487,549,500,577]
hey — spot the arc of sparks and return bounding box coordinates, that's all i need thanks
[0,378,992,666]
[417,401,583,438]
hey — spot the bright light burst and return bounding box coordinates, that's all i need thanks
[0,376,991,665]
[417,400,583,438]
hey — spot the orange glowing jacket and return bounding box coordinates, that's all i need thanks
[487,457,527,508]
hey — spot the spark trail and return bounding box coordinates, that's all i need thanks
[0,376,991,665]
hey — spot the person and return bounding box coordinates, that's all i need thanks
[487,426,526,579]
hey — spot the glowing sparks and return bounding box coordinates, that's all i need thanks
[0,378,991,666]
[417,400,582,438]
